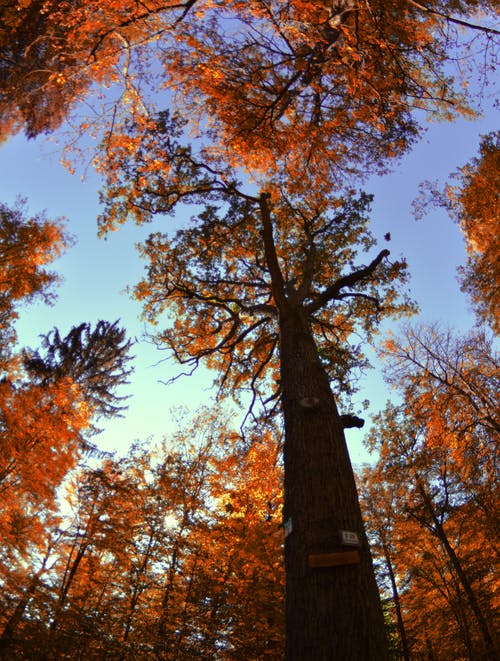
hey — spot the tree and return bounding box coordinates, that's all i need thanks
[0,200,69,372]
[0,199,136,654]
[0,0,200,140]
[2,2,498,657]
[23,319,134,420]
[0,321,133,594]
[2,0,498,163]
[450,131,500,332]
[0,200,80,573]
[359,465,411,661]
[0,410,285,658]
[415,130,500,332]
[362,323,499,659]
[96,105,416,656]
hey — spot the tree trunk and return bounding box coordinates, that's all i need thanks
[418,485,498,660]
[280,308,389,660]
[0,568,44,651]
[434,520,497,660]
[382,543,410,661]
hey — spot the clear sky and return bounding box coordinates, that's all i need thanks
[0,105,497,464]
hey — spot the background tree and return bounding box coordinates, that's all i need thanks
[415,130,500,332]
[0,200,135,656]
[449,131,499,332]
[0,200,69,373]
[362,324,499,659]
[359,464,411,661]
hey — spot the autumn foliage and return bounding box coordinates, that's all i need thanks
[0,1,499,658]
[452,132,500,333]
[0,413,284,658]
[361,324,499,660]
[0,202,134,656]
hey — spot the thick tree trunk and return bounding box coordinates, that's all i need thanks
[280,308,389,660]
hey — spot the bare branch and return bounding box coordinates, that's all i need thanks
[407,0,500,36]
[258,194,288,313]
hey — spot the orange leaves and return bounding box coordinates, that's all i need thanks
[0,202,71,374]
[0,377,90,561]
[0,203,68,303]
[1,0,496,195]
[452,132,500,331]
[0,414,282,657]
[363,325,499,658]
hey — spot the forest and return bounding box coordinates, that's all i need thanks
[0,1,498,659]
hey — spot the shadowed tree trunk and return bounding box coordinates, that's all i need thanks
[280,306,388,659]
[382,543,411,661]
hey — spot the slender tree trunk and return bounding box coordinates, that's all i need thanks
[0,568,45,651]
[156,543,180,658]
[122,532,155,648]
[382,543,410,661]
[419,486,498,660]
[50,542,88,635]
[436,523,497,660]
[280,308,389,660]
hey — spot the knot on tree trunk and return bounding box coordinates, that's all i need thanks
[340,414,365,429]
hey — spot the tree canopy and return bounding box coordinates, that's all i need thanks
[0,0,498,657]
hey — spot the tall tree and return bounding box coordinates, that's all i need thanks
[97,108,415,656]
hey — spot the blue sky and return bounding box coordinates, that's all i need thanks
[0,107,497,464]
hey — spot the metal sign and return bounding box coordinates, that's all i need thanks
[340,530,360,547]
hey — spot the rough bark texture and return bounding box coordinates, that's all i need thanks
[280,307,389,660]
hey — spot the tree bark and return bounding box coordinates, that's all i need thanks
[280,307,389,660]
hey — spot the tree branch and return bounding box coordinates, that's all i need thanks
[258,193,288,314]
[305,249,390,315]
[407,0,500,36]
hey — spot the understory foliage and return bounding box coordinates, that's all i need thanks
[0,414,285,659]
[361,323,499,660]
[0,201,134,629]
[2,324,497,658]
